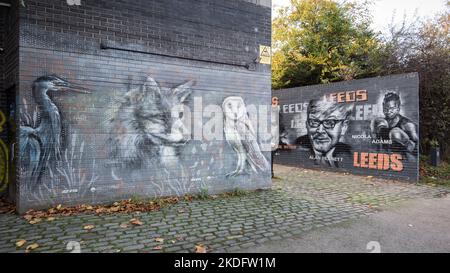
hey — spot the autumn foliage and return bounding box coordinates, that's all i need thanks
[272,0,450,160]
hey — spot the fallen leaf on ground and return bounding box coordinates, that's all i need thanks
[170,240,176,244]
[0,199,15,214]
[175,236,184,241]
[10,191,250,219]
[155,238,164,243]
[29,218,42,225]
[183,195,194,202]
[119,223,128,229]
[95,208,105,214]
[26,243,39,252]
[46,217,55,222]
[153,245,163,250]
[195,244,207,253]
[15,240,26,248]
[83,225,95,230]
[130,218,143,226]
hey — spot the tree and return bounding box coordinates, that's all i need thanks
[272,0,381,89]
[376,3,450,159]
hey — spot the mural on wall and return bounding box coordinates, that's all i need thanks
[13,0,272,212]
[370,92,418,162]
[0,110,8,192]
[103,76,200,197]
[222,97,270,177]
[20,76,91,188]
[106,76,194,169]
[295,99,353,168]
[17,71,271,209]
[274,73,420,181]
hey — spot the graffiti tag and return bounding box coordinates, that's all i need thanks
[0,111,9,192]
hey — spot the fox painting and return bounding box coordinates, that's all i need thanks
[106,76,194,169]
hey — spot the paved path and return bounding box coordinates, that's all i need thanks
[238,196,450,253]
[0,165,448,253]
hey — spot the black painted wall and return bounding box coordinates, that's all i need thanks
[12,0,272,212]
[0,5,4,92]
[1,0,19,199]
[273,73,420,181]
[0,3,6,197]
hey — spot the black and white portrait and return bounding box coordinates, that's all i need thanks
[295,99,353,168]
[371,92,419,161]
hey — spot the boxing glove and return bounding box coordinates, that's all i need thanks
[371,118,389,138]
[390,127,415,152]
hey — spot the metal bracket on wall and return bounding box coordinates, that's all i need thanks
[100,42,256,70]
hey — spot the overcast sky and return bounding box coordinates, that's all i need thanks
[272,0,447,34]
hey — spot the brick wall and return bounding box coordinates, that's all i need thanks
[0,4,6,197]
[1,0,19,199]
[242,0,272,7]
[273,73,420,181]
[0,5,5,92]
[16,0,272,212]
[0,4,7,112]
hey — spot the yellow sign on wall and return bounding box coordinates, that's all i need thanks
[259,45,272,64]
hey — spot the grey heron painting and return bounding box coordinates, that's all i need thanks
[20,75,90,186]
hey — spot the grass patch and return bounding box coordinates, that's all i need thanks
[188,187,251,200]
[196,188,210,200]
[347,193,382,207]
[420,156,450,187]
[231,187,248,197]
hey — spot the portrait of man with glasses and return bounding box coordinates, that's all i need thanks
[295,99,353,168]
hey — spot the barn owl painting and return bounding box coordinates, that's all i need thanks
[222,96,270,177]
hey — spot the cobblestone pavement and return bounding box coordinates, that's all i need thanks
[0,165,448,253]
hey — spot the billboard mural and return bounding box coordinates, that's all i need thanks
[17,73,272,212]
[9,0,272,212]
[273,73,420,181]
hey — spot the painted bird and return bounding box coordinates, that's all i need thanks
[20,75,90,185]
[222,96,270,177]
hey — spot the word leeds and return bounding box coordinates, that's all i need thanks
[353,152,403,172]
